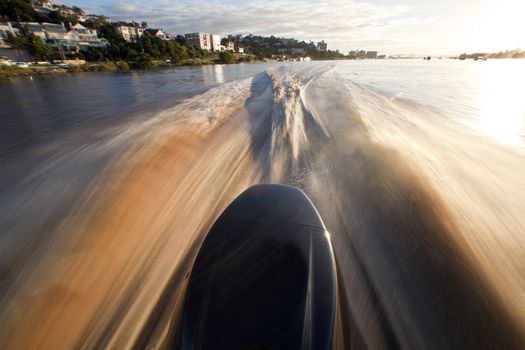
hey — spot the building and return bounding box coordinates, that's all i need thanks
[237,47,244,54]
[366,51,378,59]
[316,40,327,52]
[184,33,211,50]
[114,22,147,43]
[277,47,306,55]
[31,0,54,14]
[210,34,221,52]
[0,20,20,48]
[144,29,169,40]
[55,5,85,19]
[16,21,107,52]
[349,50,367,59]
[185,33,221,51]
[41,22,68,40]
[70,23,108,48]
[222,41,234,51]
[17,22,47,40]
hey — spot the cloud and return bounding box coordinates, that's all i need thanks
[88,0,431,51]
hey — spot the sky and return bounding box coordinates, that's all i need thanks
[63,0,525,55]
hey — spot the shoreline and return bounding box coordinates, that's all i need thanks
[0,59,266,79]
[3,56,523,79]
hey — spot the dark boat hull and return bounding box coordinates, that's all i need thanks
[173,184,337,350]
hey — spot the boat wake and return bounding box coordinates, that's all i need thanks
[1,64,525,349]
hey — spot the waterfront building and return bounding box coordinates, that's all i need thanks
[17,22,47,40]
[184,33,211,50]
[0,20,20,48]
[145,29,169,40]
[185,33,221,51]
[70,23,108,48]
[114,22,147,43]
[316,40,327,52]
[41,22,68,40]
[211,34,221,52]
[366,51,378,59]
[237,47,244,54]
[15,22,107,51]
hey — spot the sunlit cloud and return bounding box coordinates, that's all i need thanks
[71,0,433,53]
[64,0,523,54]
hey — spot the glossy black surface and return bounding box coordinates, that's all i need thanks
[176,184,336,350]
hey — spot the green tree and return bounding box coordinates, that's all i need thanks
[134,52,153,68]
[6,28,50,61]
[219,51,236,64]
[0,0,38,21]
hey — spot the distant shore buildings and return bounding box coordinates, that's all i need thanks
[2,20,108,51]
[114,22,147,43]
[1,0,385,63]
[348,50,378,59]
[184,33,222,51]
[316,40,327,52]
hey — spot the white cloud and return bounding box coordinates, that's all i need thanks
[91,0,432,52]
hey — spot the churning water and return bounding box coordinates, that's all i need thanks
[1,60,525,348]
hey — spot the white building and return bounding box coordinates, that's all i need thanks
[70,23,108,48]
[145,29,169,40]
[184,33,211,50]
[185,33,221,51]
[41,22,69,41]
[17,22,107,51]
[18,22,47,40]
[210,34,221,52]
[114,22,147,43]
[0,20,20,48]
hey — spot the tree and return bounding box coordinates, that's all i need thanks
[6,28,51,61]
[0,0,39,21]
[0,0,70,24]
[134,52,153,68]
[219,51,236,64]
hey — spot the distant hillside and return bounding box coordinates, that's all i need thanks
[458,50,525,59]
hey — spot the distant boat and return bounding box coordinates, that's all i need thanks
[424,56,431,60]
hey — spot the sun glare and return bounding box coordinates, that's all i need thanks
[474,61,525,146]
[461,0,525,53]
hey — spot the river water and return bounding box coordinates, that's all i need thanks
[1,60,525,349]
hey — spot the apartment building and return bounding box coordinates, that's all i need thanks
[114,22,147,43]
[316,40,327,52]
[210,34,221,52]
[0,20,20,48]
[185,32,221,51]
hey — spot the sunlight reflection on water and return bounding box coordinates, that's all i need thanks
[473,60,525,146]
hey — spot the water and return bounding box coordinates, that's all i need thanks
[1,60,524,348]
